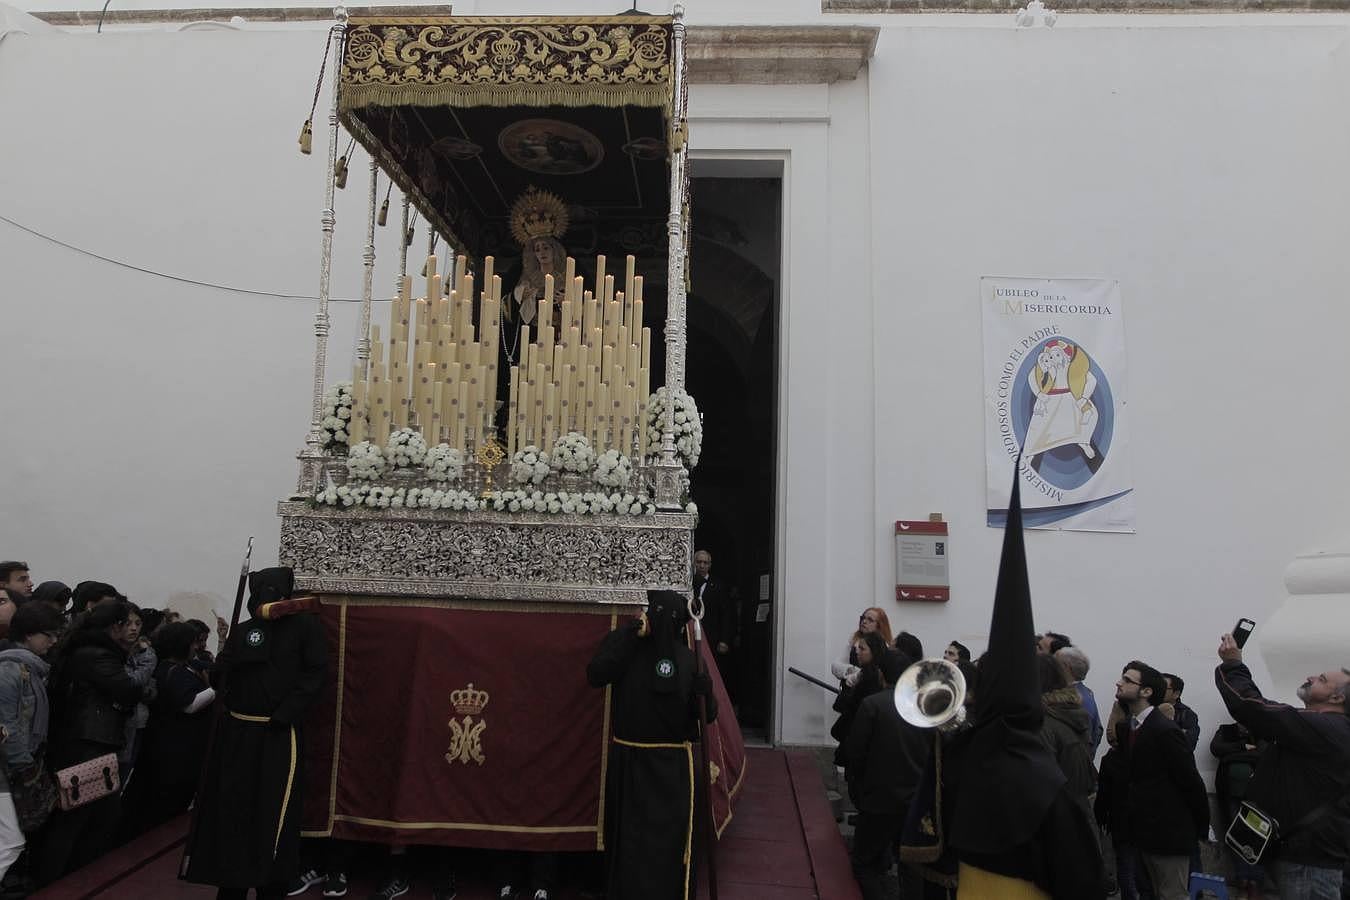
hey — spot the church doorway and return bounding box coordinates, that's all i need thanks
[687,163,782,740]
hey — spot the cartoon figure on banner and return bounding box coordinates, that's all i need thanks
[1024,338,1102,471]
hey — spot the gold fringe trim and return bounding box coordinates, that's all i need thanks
[328,594,632,616]
[229,710,270,723]
[340,82,671,114]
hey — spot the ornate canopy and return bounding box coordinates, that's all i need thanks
[338,15,677,261]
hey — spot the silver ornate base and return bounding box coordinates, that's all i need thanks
[278,501,695,604]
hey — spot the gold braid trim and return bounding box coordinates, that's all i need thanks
[342,82,672,112]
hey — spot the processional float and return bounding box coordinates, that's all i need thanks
[275,6,744,852]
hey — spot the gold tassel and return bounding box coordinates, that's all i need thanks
[298,119,313,155]
[334,154,349,189]
[377,199,389,227]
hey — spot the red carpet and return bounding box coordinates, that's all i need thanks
[35,748,859,900]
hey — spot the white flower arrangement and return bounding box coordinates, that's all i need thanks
[550,432,596,474]
[645,387,703,468]
[405,487,480,510]
[510,445,551,485]
[320,381,354,451]
[593,449,633,489]
[385,428,428,469]
[346,441,386,482]
[486,489,655,516]
[315,483,657,516]
[424,444,465,483]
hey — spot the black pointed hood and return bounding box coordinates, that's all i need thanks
[950,458,1065,856]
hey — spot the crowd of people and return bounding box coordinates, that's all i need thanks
[0,560,222,897]
[828,608,1350,900]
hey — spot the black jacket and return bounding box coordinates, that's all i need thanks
[48,630,142,766]
[1114,708,1210,855]
[1173,699,1201,752]
[1215,660,1350,866]
[692,576,735,651]
[216,612,327,725]
[844,689,931,814]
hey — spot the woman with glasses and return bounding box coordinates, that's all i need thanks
[832,608,895,685]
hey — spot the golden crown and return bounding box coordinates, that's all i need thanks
[509,187,569,246]
[450,682,490,717]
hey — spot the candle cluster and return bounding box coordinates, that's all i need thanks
[506,253,651,462]
[348,255,500,450]
[346,252,651,464]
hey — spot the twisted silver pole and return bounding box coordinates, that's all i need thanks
[296,7,348,497]
[654,5,689,509]
[358,157,377,364]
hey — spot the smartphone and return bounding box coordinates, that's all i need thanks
[1233,618,1256,649]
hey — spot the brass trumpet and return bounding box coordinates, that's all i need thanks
[893,658,967,731]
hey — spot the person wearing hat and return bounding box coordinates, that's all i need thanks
[183,567,327,900]
[587,590,717,900]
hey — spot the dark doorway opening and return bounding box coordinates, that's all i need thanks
[686,167,781,740]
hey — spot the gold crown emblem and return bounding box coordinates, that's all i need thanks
[509,186,569,246]
[450,682,490,717]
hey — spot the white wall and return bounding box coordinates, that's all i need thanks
[3,5,1349,765]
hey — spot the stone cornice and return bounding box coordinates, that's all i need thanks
[687,25,878,84]
[30,9,879,83]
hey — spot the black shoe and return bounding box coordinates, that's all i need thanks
[433,874,458,900]
[288,869,324,897]
[322,871,349,898]
[368,877,410,900]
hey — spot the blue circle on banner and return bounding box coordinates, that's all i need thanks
[1011,338,1115,492]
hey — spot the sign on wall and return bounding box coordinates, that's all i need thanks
[982,277,1135,533]
[895,520,950,602]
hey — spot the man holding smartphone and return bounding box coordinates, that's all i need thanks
[1215,629,1350,899]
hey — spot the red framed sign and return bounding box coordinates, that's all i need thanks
[894,520,950,602]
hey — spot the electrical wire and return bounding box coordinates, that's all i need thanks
[0,211,369,303]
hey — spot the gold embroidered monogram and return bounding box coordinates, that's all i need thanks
[340,17,674,112]
[446,682,490,766]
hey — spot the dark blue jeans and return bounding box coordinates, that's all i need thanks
[1272,861,1342,900]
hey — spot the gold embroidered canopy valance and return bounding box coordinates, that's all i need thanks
[340,16,675,113]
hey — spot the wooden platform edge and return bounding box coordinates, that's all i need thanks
[783,750,864,900]
[32,814,190,900]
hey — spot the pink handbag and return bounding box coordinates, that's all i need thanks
[54,752,120,811]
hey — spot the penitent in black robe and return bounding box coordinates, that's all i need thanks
[587,619,717,900]
[182,610,327,890]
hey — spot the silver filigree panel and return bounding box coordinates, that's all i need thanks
[277,502,695,603]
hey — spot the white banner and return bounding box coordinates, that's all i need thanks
[982,277,1135,532]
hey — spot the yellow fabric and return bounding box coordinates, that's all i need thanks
[956,863,1051,900]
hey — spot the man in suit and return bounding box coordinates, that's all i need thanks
[691,550,736,697]
[1114,660,1210,900]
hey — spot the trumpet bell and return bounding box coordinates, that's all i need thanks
[893,658,968,730]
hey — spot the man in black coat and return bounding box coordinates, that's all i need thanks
[844,650,929,900]
[1113,660,1209,900]
[1162,672,1201,751]
[691,551,735,696]
[183,567,327,900]
[586,590,716,900]
[1215,632,1350,900]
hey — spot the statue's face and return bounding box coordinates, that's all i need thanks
[1039,344,1068,372]
[532,238,554,271]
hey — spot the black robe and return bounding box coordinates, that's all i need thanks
[586,620,717,900]
[182,610,327,890]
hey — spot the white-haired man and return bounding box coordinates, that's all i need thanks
[1215,633,1350,899]
[1057,645,1103,754]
